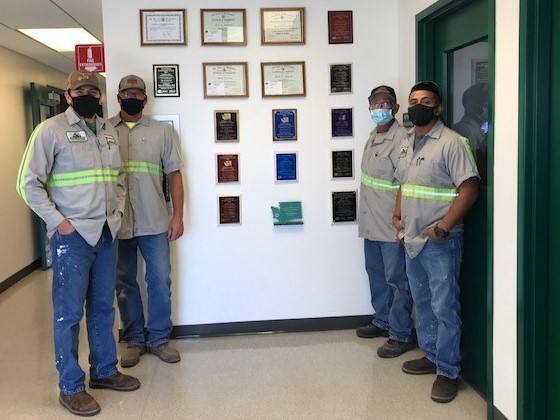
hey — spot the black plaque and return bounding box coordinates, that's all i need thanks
[153,64,180,97]
[329,64,352,94]
[331,108,353,137]
[332,150,353,178]
[215,111,239,142]
[217,154,239,183]
[332,191,357,223]
[219,196,241,224]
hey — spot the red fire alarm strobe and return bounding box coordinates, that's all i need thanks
[75,44,105,72]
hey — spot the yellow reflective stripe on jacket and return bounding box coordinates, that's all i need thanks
[401,184,458,201]
[459,136,478,170]
[16,122,45,204]
[47,169,119,188]
[361,173,399,192]
[123,160,163,177]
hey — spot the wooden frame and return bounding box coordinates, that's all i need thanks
[201,9,247,46]
[140,9,187,46]
[260,8,305,45]
[203,62,249,98]
[261,62,306,97]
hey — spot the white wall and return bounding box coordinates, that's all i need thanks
[493,1,519,418]
[0,46,67,284]
[103,0,400,324]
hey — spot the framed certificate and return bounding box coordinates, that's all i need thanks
[153,64,180,97]
[214,110,239,142]
[201,9,247,46]
[140,9,187,46]
[261,62,306,97]
[331,149,354,179]
[216,154,239,183]
[261,8,305,45]
[272,109,297,141]
[329,63,352,94]
[218,195,241,225]
[203,62,248,98]
[331,190,357,223]
[331,107,354,138]
[274,152,298,182]
[328,10,353,44]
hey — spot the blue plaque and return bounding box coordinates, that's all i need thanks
[273,109,297,141]
[275,152,297,181]
[331,107,353,137]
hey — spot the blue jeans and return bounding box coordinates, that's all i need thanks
[116,233,172,347]
[51,225,118,395]
[364,239,414,342]
[405,233,463,379]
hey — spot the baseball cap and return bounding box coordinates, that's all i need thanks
[119,75,146,92]
[368,85,397,103]
[67,70,100,90]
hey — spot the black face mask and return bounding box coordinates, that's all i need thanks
[72,95,100,118]
[120,98,145,116]
[408,104,437,126]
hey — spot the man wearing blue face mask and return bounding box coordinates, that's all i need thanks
[356,85,416,359]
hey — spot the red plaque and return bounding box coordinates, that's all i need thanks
[75,44,105,72]
[217,154,239,183]
[328,11,353,44]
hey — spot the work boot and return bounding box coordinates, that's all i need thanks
[59,390,101,416]
[89,371,140,391]
[121,344,146,368]
[431,375,459,403]
[355,324,389,339]
[148,342,181,363]
[377,339,416,358]
[402,357,437,375]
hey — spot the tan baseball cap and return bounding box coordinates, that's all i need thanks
[66,70,100,90]
[118,75,146,92]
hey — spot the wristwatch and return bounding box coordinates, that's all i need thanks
[434,224,450,239]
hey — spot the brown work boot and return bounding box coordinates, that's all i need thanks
[121,344,146,368]
[431,375,459,403]
[89,371,140,391]
[402,357,437,375]
[148,342,181,363]
[59,390,101,416]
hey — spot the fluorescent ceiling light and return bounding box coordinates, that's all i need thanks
[18,28,101,52]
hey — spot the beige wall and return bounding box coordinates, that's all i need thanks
[0,46,67,284]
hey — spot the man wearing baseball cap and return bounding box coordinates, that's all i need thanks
[110,75,184,368]
[17,70,140,416]
[356,85,416,359]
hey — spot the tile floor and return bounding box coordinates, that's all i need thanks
[0,270,487,419]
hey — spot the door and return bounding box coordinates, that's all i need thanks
[29,83,68,269]
[416,0,492,399]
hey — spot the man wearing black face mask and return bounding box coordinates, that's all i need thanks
[110,75,184,368]
[392,82,480,403]
[17,70,140,416]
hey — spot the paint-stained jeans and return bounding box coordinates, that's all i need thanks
[405,232,463,379]
[50,225,118,395]
[116,233,172,348]
[364,239,414,342]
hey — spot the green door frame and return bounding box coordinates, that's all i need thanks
[416,0,495,418]
[518,0,553,418]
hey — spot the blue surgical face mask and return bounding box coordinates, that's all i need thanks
[370,108,393,125]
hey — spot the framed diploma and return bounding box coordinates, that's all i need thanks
[274,152,298,182]
[331,149,354,179]
[272,109,297,141]
[153,64,180,97]
[218,195,241,225]
[214,110,239,142]
[331,107,354,138]
[331,190,357,223]
[329,63,352,94]
[261,62,306,97]
[140,9,187,46]
[216,154,239,183]
[328,10,353,44]
[203,62,248,98]
[201,9,247,46]
[261,8,305,45]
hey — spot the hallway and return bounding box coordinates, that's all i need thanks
[0,270,486,419]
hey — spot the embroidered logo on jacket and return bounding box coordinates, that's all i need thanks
[66,131,87,142]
